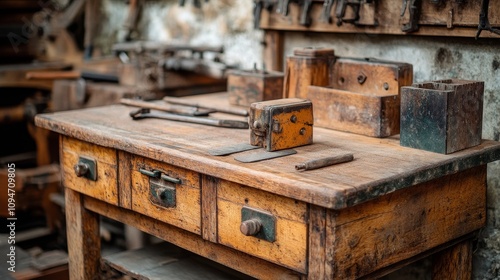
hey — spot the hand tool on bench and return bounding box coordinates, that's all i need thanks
[129,108,249,129]
[295,153,354,171]
[163,96,249,117]
[121,98,215,116]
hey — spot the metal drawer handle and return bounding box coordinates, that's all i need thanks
[161,174,181,185]
[139,168,161,178]
[74,162,89,177]
[240,219,262,236]
[139,168,181,184]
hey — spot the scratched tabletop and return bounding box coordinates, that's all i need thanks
[35,92,500,209]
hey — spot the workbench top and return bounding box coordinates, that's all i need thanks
[35,93,500,209]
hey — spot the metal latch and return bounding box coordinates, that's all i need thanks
[140,168,181,208]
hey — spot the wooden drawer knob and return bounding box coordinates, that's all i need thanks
[74,162,89,177]
[240,219,262,236]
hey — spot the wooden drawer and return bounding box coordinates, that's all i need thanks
[61,136,118,205]
[217,181,308,273]
[130,156,201,234]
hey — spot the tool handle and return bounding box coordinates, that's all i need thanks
[121,98,215,116]
[295,153,354,171]
[163,97,249,116]
[26,71,81,80]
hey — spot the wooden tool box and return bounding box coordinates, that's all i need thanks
[308,57,413,137]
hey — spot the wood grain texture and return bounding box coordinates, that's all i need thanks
[84,197,302,280]
[263,30,284,72]
[34,92,500,209]
[227,70,284,106]
[401,79,484,154]
[118,150,132,209]
[307,205,327,280]
[61,136,119,205]
[130,155,201,234]
[65,188,100,280]
[308,86,400,137]
[432,239,472,280]
[217,181,308,273]
[201,175,218,242]
[259,0,500,38]
[326,165,486,279]
[283,49,334,99]
[331,57,413,96]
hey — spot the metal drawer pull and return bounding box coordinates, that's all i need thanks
[74,162,89,177]
[160,174,181,184]
[139,168,161,178]
[140,168,182,184]
[240,219,262,236]
[74,156,97,181]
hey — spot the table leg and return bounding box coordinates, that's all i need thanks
[432,239,472,280]
[65,188,101,279]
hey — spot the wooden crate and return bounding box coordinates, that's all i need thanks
[227,69,284,106]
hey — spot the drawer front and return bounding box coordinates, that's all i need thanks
[61,136,118,205]
[130,156,201,234]
[217,181,308,273]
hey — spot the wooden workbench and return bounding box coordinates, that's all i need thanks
[35,92,500,279]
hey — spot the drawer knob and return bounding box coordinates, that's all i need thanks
[74,162,89,177]
[240,219,262,236]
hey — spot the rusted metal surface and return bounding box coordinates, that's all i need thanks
[400,79,484,154]
[249,98,313,151]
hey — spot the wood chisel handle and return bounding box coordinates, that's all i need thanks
[163,96,249,117]
[295,153,354,171]
[121,98,215,116]
[26,71,81,80]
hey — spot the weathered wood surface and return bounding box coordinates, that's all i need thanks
[118,150,133,209]
[85,197,302,280]
[36,92,500,209]
[283,48,334,99]
[102,242,253,280]
[217,180,308,273]
[263,31,284,72]
[331,57,413,96]
[130,155,202,234]
[227,70,284,106]
[432,239,472,280]
[258,0,500,38]
[326,165,486,279]
[65,188,101,280]
[61,136,119,205]
[308,86,400,137]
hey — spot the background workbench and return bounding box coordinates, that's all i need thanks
[35,92,500,279]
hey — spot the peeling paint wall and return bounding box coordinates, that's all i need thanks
[97,1,500,279]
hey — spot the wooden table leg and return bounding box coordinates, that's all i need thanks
[65,188,101,279]
[432,239,472,280]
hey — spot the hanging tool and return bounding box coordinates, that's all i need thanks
[300,0,313,26]
[295,153,354,171]
[129,108,249,129]
[476,0,500,39]
[163,97,249,117]
[120,98,215,116]
[401,0,421,32]
[253,0,276,29]
[320,0,336,23]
